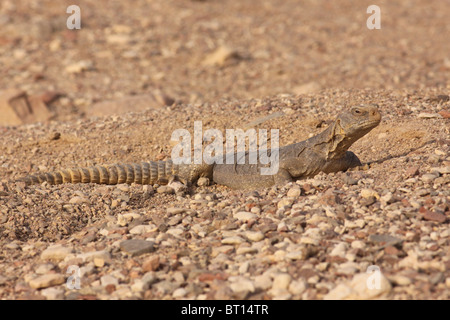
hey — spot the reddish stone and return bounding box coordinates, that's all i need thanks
[420,208,447,223]
[105,284,116,294]
[438,110,450,119]
[405,166,420,177]
[198,272,228,282]
[401,199,411,207]
[318,188,340,205]
[385,246,401,255]
[142,255,160,272]
[428,244,439,251]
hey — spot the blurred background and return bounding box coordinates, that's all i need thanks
[0,0,449,122]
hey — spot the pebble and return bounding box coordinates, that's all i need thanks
[244,231,264,242]
[41,245,74,262]
[351,240,366,249]
[234,211,257,222]
[131,272,157,292]
[361,189,380,199]
[41,287,65,300]
[77,250,111,263]
[286,250,307,260]
[197,177,210,186]
[389,275,412,286]
[156,186,174,194]
[203,46,240,66]
[172,288,187,298]
[421,173,438,183]
[119,240,155,256]
[69,196,89,204]
[229,277,255,293]
[65,60,94,74]
[330,242,348,257]
[324,272,391,300]
[129,224,156,234]
[28,274,65,289]
[405,166,420,177]
[35,263,55,274]
[272,273,292,290]
[100,275,119,287]
[420,209,446,223]
[288,280,307,295]
[368,234,402,246]
[287,187,301,198]
[222,236,245,245]
[167,207,185,215]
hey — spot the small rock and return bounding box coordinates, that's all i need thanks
[35,263,55,274]
[361,189,379,199]
[277,198,294,209]
[389,275,412,286]
[142,256,160,272]
[287,187,301,198]
[167,207,185,215]
[69,196,88,204]
[100,275,119,287]
[203,46,240,66]
[324,272,391,300]
[288,280,307,295]
[65,60,94,74]
[330,242,348,257]
[438,110,450,119]
[41,287,65,300]
[197,177,210,187]
[229,278,255,293]
[368,234,403,246]
[173,288,187,298]
[129,224,156,234]
[351,240,366,249]
[417,112,440,119]
[77,250,111,263]
[94,257,105,268]
[156,186,174,194]
[272,273,292,290]
[168,181,187,193]
[421,173,438,183]
[286,250,307,260]
[131,272,157,292]
[222,236,245,245]
[244,231,264,242]
[254,274,272,291]
[41,245,73,262]
[119,239,155,257]
[420,208,446,223]
[234,211,257,222]
[405,166,420,177]
[106,34,132,45]
[28,274,65,289]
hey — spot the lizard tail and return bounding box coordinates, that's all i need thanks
[17,161,175,186]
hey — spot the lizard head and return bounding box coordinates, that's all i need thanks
[327,104,381,157]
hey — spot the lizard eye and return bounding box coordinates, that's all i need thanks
[352,108,362,116]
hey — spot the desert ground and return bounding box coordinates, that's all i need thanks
[0,0,448,300]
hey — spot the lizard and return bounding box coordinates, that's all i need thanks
[17,104,381,190]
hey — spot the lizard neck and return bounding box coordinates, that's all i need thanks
[310,120,348,160]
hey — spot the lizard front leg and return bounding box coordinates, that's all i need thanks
[273,168,294,186]
[322,151,362,174]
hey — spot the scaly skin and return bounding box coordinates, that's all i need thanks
[18,105,381,189]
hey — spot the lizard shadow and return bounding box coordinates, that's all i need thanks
[367,139,437,166]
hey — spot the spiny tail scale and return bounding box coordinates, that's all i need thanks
[19,161,176,186]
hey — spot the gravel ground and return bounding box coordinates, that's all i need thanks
[0,0,449,300]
